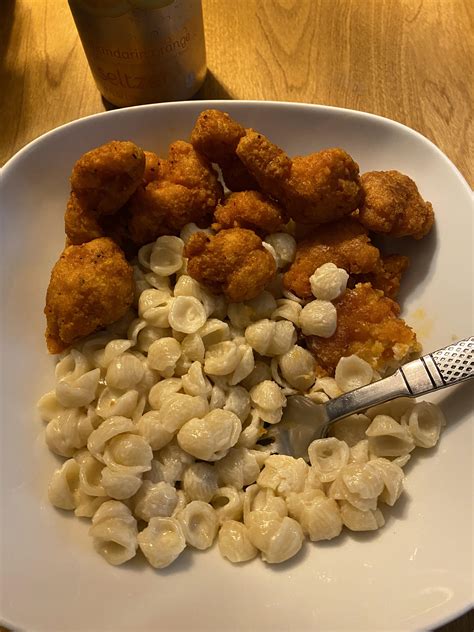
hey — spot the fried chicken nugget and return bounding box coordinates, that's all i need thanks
[358,170,434,239]
[212,191,287,235]
[287,149,363,224]
[44,238,134,353]
[219,157,258,192]
[359,254,409,299]
[128,141,223,247]
[235,130,291,198]
[65,192,104,245]
[185,228,276,302]
[191,109,247,163]
[65,192,134,256]
[306,283,421,375]
[128,182,192,245]
[70,141,145,215]
[167,140,221,196]
[236,131,362,224]
[143,150,165,184]
[284,218,380,298]
[190,109,257,191]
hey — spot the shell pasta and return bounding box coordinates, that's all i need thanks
[39,231,446,570]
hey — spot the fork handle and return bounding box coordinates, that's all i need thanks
[400,336,474,394]
[325,337,474,424]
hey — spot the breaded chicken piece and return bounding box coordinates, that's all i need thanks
[166,140,221,197]
[190,109,257,192]
[128,141,223,247]
[143,150,165,184]
[236,130,291,198]
[99,207,136,257]
[191,109,247,163]
[185,228,276,302]
[65,192,134,256]
[70,141,145,215]
[358,170,434,239]
[358,254,409,299]
[306,283,421,375]
[287,149,362,224]
[44,238,134,353]
[65,192,104,245]
[284,218,380,298]
[237,131,362,224]
[219,156,258,192]
[128,181,193,245]
[212,191,287,235]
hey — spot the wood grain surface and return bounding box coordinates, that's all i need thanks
[0,1,472,631]
[1,0,473,186]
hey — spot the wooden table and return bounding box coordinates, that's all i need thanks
[0,1,472,631]
[1,0,472,188]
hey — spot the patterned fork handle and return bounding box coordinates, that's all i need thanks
[400,336,474,395]
[322,337,474,426]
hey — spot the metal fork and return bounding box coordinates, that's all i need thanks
[279,337,474,442]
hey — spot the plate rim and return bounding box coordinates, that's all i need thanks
[2,100,471,199]
[1,99,472,632]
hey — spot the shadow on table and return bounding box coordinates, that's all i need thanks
[194,69,233,100]
[0,0,15,61]
[0,0,28,165]
[0,0,17,104]
[101,69,233,111]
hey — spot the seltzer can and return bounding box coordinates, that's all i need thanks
[68,0,207,107]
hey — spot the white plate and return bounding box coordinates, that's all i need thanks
[1,101,472,632]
